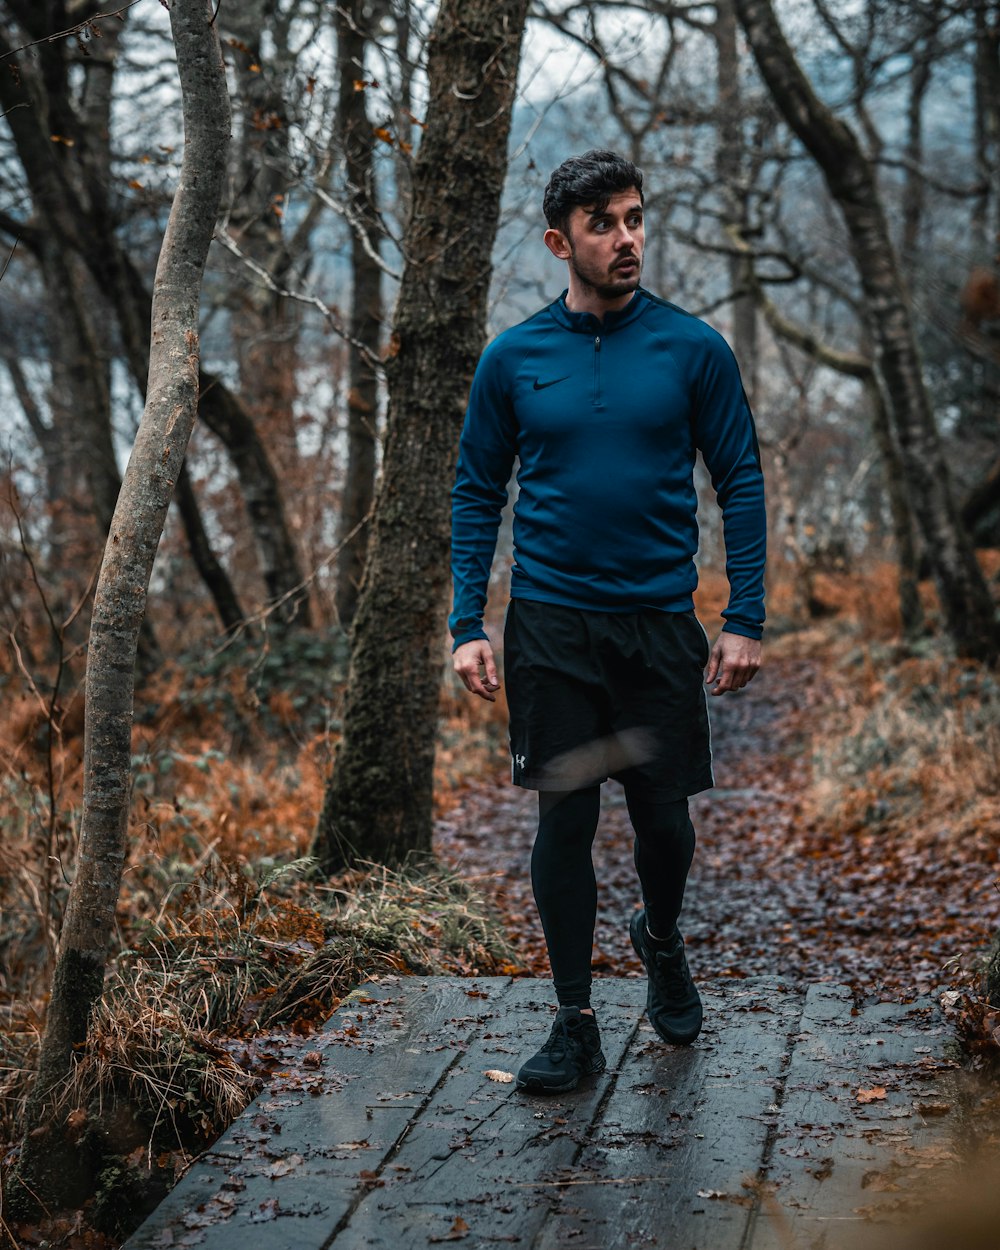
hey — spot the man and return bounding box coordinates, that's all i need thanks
[450,150,765,1093]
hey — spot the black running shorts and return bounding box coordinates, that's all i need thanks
[502,598,714,798]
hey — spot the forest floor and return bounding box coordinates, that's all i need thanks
[4,583,1000,1248]
[435,624,1000,1042]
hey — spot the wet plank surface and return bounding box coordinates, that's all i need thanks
[124,975,957,1250]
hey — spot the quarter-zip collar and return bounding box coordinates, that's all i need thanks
[548,287,649,334]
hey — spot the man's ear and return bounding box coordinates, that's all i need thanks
[543,227,571,261]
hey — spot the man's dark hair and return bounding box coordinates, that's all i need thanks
[543,149,644,235]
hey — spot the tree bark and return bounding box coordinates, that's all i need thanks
[865,373,924,639]
[973,2,1000,254]
[175,461,246,635]
[715,0,759,399]
[962,452,1000,535]
[901,19,938,264]
[735,0,998,663]
[315,0,529,870]
[333,0,382,628]
[5,0,230,1215]
[726,222,925,637]
[221,0,311,628]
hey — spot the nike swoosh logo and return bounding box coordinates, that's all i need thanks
[533,376,570,390]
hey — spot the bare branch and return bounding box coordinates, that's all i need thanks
[0,236,17,284]
[312,186,403,280]
[0,0,145,63]
[726,223,873,379]
[212,507,375,654]
[874,154,989,200]
[213,224,387,370]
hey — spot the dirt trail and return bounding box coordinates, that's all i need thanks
[435,655,1000,1001]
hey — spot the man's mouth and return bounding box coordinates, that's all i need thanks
[615,257,638,272]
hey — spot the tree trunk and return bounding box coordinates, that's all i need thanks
[175,462,246,635]
[0,18,309,635]
[5,0,230,1215]
[865,374,924,639]
[973,2,1000,254]
[901,21,938,264]
[222,0,310,627]
[333,0,382,628]
[962,452,1000,535]
[735,0,999,663]
[315,0,529,871]
[715,0,758,399]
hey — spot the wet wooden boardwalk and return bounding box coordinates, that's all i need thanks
[125,975,957,1250]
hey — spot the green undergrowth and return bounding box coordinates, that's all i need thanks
[0,854,516,1235]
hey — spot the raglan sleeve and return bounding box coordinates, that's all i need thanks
[691,332,767,639]
[449,338,518,649]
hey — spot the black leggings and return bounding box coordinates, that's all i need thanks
[530,785,696,1008]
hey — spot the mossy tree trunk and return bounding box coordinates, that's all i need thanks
[315,0,529,870]
[735,0,999,663]
[5,0,231,1216]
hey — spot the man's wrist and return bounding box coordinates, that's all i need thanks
[720,620,764,641]
[451,627,489,653]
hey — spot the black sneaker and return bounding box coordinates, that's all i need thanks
[629,909,703,1045]
[515,1007,607,1093]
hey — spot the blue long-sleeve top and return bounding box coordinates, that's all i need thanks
[450,288,766,647]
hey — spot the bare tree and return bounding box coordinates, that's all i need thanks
[0,2,308,639]
[5,0,231,1214]
[333,0,383,627]
[735,0,999,663]
[315,0,530,870]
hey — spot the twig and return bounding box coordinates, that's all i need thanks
[0,0,144,63]
[874,155,988,199]
[209,507,374,656]
[0,236,17,284]
[311,187,403,281]
[213,225,386,370]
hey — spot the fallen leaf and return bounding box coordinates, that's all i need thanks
[856,1086,888,1103]
[249,1198,279,1223]
[266,1153,304,1178]
[862,1170,901,1192]
[429,1216,470,1242]
[484,1069,514,1083]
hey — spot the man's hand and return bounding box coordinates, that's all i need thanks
[453,639,501,702]
[705,631,761,696]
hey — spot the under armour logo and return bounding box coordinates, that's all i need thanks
[515,754,526,769]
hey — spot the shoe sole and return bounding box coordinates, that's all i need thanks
[515,1054,607,1094]
[630,911,702,1046]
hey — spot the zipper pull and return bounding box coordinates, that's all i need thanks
[595,335,602,351]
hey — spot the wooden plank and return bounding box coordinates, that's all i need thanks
[123,976,514,1250]
[533,978,804,1250]
[326,978,643,1249]
[746,983,957,1250]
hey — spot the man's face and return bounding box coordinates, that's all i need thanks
[553,189,645,304]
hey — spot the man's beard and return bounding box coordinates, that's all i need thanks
[569,249,642,300]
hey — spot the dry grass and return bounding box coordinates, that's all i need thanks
[0,638,516,1211]
[808,645,1000,846]
[1,848,515,1171]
